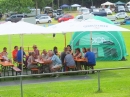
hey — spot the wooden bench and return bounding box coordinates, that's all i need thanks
[13,66,22,76]
[31,68,39,74]
[86,65,95,74]
[68,66,76,71]
[17,62,28,74]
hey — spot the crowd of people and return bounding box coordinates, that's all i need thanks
[0,44,96,76]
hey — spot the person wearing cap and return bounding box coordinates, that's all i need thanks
[33,45,39,59]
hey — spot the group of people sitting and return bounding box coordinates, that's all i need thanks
[61,45,96,72]
[0,44,96,75]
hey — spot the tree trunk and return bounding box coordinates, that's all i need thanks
[35,0,38,15]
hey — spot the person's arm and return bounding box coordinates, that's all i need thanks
[38,50,40,55]
[43,59,52,64]
[84,53,88,62]
[12,51,15,58]
[23,51,26,58]
[64,56,66,64]
[76,53,82,58]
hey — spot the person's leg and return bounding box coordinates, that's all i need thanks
[77,62,81,70]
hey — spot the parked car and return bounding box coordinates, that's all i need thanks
[75,13,94,21]
[35,16,52,24]
[125,6,130,12]
[115,6,125,13]
[0,13,2,20]
[115,12,128,19]
[54,14,64,20]
[35,14,48,19]
[5,14,26,22]
[79,7,90,14]
[43,6,55,18]
[58,15,74,22]
[121,17,130,25]
[91,11,107,17]
[104,8,112,15]
[90,8,99,13]
[107,15,116,21]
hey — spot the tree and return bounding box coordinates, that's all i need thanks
[33,0,52,10]
[0,0,34,13]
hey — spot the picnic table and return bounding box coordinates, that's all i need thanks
[35,59,50,73]
[74,58,87,70]
[0,61,14,76]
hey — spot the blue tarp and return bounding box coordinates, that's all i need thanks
[60,4,70,8]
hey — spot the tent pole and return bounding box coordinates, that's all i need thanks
[90,31,92,51]
[64,33,66,47]
[8,35,12,60]
[20,34,23,97]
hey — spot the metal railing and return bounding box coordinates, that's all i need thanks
[0,67,130,97]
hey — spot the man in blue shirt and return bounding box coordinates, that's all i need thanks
[84,48,96,73]
[17,47,26,69]
[43,51,62,72]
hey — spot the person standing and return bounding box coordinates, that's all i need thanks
[16,47,26,69]
[53,46,58,55]
[60,47,68,71]
[33,45,40,59]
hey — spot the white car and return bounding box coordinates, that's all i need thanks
[104,8,112,15]
[115,12,128,19]
[79,7,90,14]
[35,16,52,24]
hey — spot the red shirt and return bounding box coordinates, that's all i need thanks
[12,49,18,59]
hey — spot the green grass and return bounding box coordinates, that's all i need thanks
[0,13,130,97]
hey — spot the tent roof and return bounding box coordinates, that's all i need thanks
[0,21,47,35]
[60,4,70,8]
[71,4,81,7]
[101,1,114,6]
[115,1,125,5]
[44,17,130,33]
[127,1,130,4]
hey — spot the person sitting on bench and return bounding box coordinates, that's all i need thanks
[84,48,96,73]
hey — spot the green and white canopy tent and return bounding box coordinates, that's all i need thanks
[70,16,129,61]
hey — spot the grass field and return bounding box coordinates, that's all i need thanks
[0,13,130,97]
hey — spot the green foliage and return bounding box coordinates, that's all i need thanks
[33,0,52,10]
[0,0,34,13]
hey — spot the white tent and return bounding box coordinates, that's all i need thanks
[45,19,129,33]
[126,1,130,5]
[101,1,114,6]
[44,19,130,50]
[71,4,81,7]
[0,21,47,35]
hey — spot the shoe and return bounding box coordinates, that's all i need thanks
[55,74,60,78]
[50,74,55,77]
